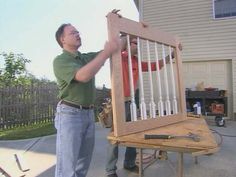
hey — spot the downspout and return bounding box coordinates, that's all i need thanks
[139,0,143,21]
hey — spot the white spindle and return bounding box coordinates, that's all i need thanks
[154,42,164,116]
[137,37,147,120]
[162,44,171,115]
[146,40,156,118]
[127,35,137,121]
[169,46,178,114]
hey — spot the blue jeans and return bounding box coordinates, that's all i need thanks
[54,103,95,177]
[105,101,137,175]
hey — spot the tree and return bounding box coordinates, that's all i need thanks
[0,52,31,86]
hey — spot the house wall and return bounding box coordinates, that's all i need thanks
[233,59,236,114]
[142,0,236,60]
[139,0,236,119]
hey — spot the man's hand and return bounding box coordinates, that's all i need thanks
[170,43,183,59]
[111,9,122,18]
[104,37,120,57]
[178,43,183,51]
[140,21,148,28]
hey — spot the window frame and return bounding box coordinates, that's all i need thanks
[212,0,236,19]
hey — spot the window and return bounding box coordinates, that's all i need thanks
[213,0,236,18]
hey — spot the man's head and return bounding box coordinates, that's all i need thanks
[55,23,81,49]
[129,38,138,56]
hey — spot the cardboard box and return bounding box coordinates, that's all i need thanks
[211,103,224,114]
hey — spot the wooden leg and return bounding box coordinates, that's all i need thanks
[194,156,198,164]
[139,148,143,177]
[177,152,183,177]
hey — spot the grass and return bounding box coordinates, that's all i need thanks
[0,122,56,140]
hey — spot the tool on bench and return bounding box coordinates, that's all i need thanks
[144,132,200,142]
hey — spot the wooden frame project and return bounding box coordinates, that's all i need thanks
[107,13,187,137]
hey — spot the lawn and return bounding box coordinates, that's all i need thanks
[0,122,56,140]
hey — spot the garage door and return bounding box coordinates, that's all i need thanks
[183,60,233,118]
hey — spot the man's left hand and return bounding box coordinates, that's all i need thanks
[111,9,122,18]
[178,43,183,51]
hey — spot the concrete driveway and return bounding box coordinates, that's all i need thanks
[0,120,236,177]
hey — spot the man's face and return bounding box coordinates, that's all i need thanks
[130,38,137,55]
[61,25,81,49]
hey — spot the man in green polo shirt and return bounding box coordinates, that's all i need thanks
[53,23,123,177]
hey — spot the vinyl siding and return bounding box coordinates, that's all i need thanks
[139,0,236,118]
[142,0,236,61]
[233,59,236,113]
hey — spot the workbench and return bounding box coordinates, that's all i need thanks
[107,117,218,177]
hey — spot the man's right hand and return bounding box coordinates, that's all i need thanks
[103,37,120,58]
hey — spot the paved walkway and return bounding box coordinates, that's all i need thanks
[1,120,236,177]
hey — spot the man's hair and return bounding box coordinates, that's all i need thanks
[55,23,71,48]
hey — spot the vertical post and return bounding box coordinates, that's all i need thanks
[127,35,137,121]
[162,44,171,115]
[139,148,143,177]
[107,13,126,136]
[177,152,183,177]
[154,42,164,116]
[194,156,198,164]
[137,37,147,120]
[146,40,156,118]
[174,40,186,116]
[168,46,178,114]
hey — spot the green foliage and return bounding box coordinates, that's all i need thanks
[0,52,56,87]
[0,52,31,86]
[31,76,57,85]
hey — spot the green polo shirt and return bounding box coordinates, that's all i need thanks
[53,50,99,106]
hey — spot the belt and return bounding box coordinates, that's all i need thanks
[60,100,94,110]
[124,97,131,102]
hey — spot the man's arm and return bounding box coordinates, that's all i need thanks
[141,43,183,71]
[74,37,120,82]
[158,43,183,68]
